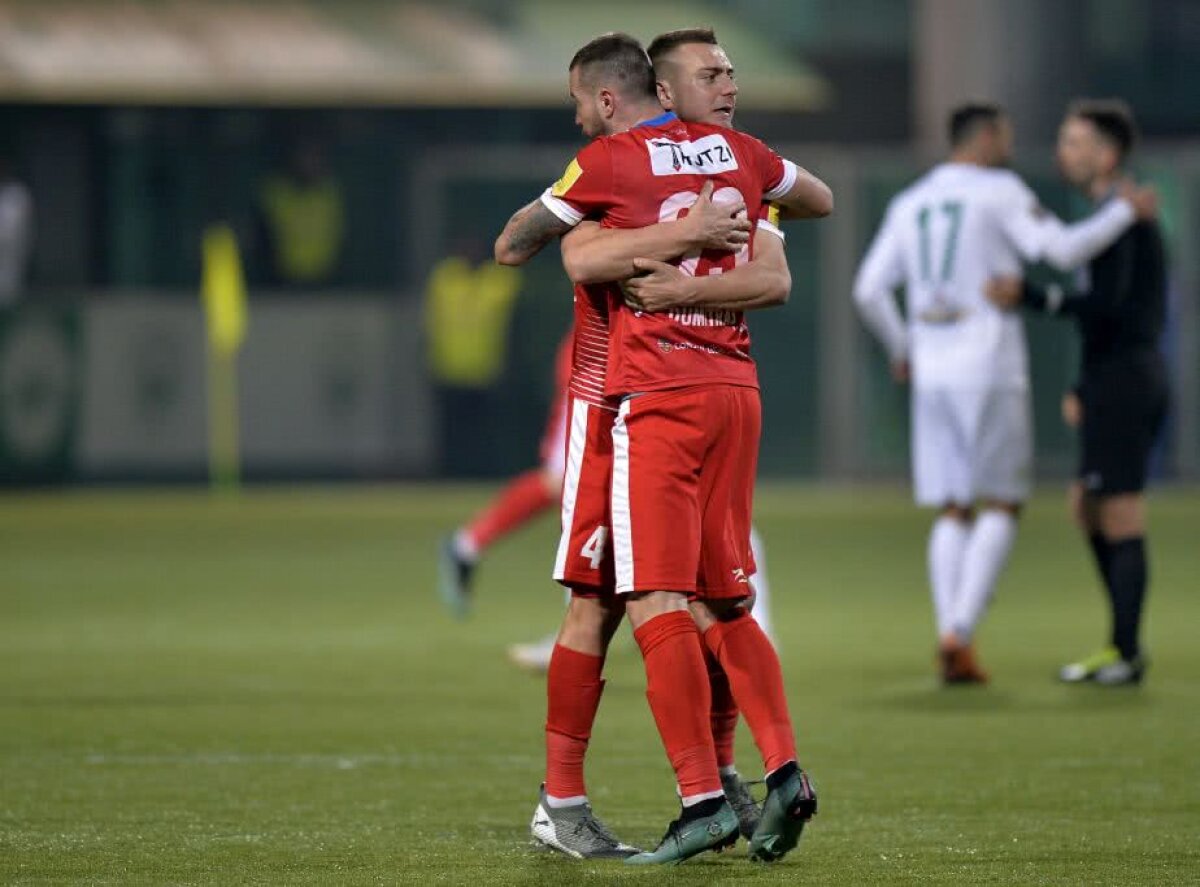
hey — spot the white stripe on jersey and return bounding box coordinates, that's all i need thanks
[763,158,799,202]
[611,399,635,594]
[569,303,612,407]
[553,398,591,582]
[540,190,584,225]
[756,217,785,242]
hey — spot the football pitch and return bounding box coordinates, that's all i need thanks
[2,484,1198,885]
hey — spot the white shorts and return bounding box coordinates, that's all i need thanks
[912,386,1031,507]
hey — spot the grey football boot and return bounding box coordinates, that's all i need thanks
[437,536,474,619]
[720,771,762,839]
[530,786,641,859]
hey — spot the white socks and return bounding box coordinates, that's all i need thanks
[928,516,970,637]
[544,793,588,808]
[681,789,726,807]
[951,510,1018,641]
[748,525,775,644]
[452,528,479,564]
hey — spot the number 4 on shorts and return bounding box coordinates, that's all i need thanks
[580,526,608,569]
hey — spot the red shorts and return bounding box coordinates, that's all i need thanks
[553,398,617,593]
[612,384,760,599]
[539,390,569,478]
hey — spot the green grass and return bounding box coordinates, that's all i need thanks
[2,484,1199,885]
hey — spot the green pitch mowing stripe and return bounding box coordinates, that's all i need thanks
[1,485,1199,885]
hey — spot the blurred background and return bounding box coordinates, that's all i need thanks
[0,0,1197,487]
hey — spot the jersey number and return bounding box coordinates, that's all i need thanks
[659,187,751,277]
[580,526,608,569]
[917,201,964,283]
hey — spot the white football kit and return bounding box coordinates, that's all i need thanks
[853,163,1135,505]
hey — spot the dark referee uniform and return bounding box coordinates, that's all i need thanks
[1022,199,1168,494]
[1021,194,1167,669]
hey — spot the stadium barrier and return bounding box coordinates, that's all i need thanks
[0,295,433,483]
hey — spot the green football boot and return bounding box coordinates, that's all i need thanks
[748,765,817,863]
[624,800,738,865]
[1059,646,1121,683]
[1060,645,1146,685]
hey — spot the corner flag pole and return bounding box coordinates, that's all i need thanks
[200,224,249,493]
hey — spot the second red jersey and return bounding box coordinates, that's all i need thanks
[541,112,796,403]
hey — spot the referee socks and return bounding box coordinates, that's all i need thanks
[1106,536,1148,661]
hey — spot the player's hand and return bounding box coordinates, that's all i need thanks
[890,359,910,384]
[1066,480,1086,529]
[684,180,751,252]
[1117,179,1158,221]
[1061,389,1082,428]
[985,276,1023,310]
[623,258,693,313]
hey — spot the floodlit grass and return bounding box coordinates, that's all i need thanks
[2,484,1198,885]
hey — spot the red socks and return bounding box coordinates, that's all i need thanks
[706,648,739,771]
[704,611,796,775]
[544,644,605,799]
[633,611,722,801]
[463,469,555,555]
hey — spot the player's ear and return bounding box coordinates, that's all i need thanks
[656,78,673,109]
[598,88,617,119]
[1100,143,1120,176]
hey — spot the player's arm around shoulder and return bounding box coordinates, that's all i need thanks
[758,141,833,220]
[773,162,833,220]
[730,130,833,220]
[495,199,576,266]
[993,169,1149,272]
[496,140,613,267]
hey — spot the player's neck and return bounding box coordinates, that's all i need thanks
[947,149,989,167]
[1087,172,1119,202]
[613,101,669,133]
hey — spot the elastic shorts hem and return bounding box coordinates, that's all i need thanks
[693,582,755,601]
[914,490,1030,508]
[561,579,617,598]
[1079,476,1150,497]
[615,580,697,596]
[614,582,752,600]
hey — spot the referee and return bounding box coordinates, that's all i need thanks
[988,100,1167,686]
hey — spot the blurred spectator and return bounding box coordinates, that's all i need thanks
[424,241,522,477]
[255,139,345,288]
[0,157,33,307]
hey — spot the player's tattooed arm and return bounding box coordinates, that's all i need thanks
[495,200,575,266]
[560,181,751,285]
[624,229,790,313]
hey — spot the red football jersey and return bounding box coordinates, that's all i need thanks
[541,112,796,403]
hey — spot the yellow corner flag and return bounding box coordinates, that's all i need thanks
[202,225,248,356]
[200,224,248,492]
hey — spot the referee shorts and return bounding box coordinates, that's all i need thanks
[1079,355,1169,495]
